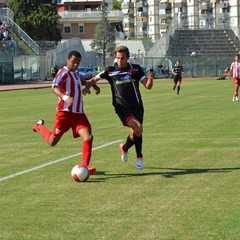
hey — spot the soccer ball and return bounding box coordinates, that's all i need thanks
[71,165,89,182]
[190,51,196,57]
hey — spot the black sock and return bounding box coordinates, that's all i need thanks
[177,86,180,93]
[123,135,134,152]
[134,134,143,158]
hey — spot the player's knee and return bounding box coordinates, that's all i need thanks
[134,127,142,137]
[47,136,60,146]
[48,141,57,147]
[83,134,93,142]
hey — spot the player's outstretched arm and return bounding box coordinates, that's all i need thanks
[92,84,100,95]
[82,76,100,95]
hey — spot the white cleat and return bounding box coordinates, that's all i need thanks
[136,158,144,169]
[119,144,128,162]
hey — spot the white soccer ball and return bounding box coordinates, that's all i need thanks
[71,165,89,182]
[190,51,196,57]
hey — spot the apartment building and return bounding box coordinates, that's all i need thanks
[56,0,125,40]
[159,0,239,33]
[121,0,240,40]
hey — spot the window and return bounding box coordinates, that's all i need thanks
[79,24,84,34]
[64,24,71,34]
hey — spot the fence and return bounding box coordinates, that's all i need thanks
[144,56,233,78]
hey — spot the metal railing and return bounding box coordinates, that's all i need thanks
[0,8,39,55]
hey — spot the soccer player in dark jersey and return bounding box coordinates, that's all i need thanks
[172,60,184,95]
[83,46,154,169]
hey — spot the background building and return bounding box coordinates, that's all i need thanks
[56,0,124,40]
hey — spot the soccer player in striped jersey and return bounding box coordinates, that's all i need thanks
[230,54,240,102]
[172,60,184,95]
[83,46,154,170]
[32,51,100,175]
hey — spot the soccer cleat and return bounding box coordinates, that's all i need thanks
[232,96,236,102]
[32,119,45,132]
[236,96,239,101]
[136,158,144,169]
[119,144,128,162]
[87,165,96,175]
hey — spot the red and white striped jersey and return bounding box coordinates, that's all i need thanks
[230,61,240,78]
[52,66,84,113]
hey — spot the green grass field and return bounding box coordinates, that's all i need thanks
[1,79,240,240]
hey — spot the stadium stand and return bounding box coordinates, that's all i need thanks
[166,29,240,57]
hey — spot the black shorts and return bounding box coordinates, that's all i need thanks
[114,103,144,126]
[173,77,182,83]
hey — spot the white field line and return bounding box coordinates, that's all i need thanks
[0,139,122,182]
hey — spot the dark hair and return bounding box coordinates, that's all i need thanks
[68,51,81,59]
[114,46,130,59]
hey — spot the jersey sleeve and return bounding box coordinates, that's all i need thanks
[52,69,68,89]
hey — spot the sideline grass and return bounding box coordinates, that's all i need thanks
[1,79,240,240]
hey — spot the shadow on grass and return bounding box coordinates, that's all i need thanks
[88,167,240,182]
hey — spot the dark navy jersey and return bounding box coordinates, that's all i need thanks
[172,65,184,77]
[98,63,146,108]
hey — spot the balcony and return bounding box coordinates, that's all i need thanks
[58,10,124,23]
[175,2,187,8]
[218,2,230,9]
[159,13,172,19]
[159,23,168,29]
[135,22,148,28]
[159,3,171,10]
[122,3,134,9]
[199,3,213,11]
[218,12,230,20]
[134,11,148,17]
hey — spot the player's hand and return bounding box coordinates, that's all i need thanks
[82,87,91,95]
[65,97,73,107]
[93,84,100,95]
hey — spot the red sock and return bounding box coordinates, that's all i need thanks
[82,139,92,166]
[39,125,51,143]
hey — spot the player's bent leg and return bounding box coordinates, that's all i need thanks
[47,134,62,146]
[127,120,144,169]
[78,128,95,175]
[127,118,142,137]
[33,119,59,146]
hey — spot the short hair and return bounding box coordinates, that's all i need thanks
[114,46,130,59]
[68,51,81,59]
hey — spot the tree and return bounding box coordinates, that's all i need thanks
[90,0,116,67]
[7,0,61,43]
[112,0,122,10]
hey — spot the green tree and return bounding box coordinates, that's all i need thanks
[7,0,61,42]
[90,0,116,67]
[112,0,122,10]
